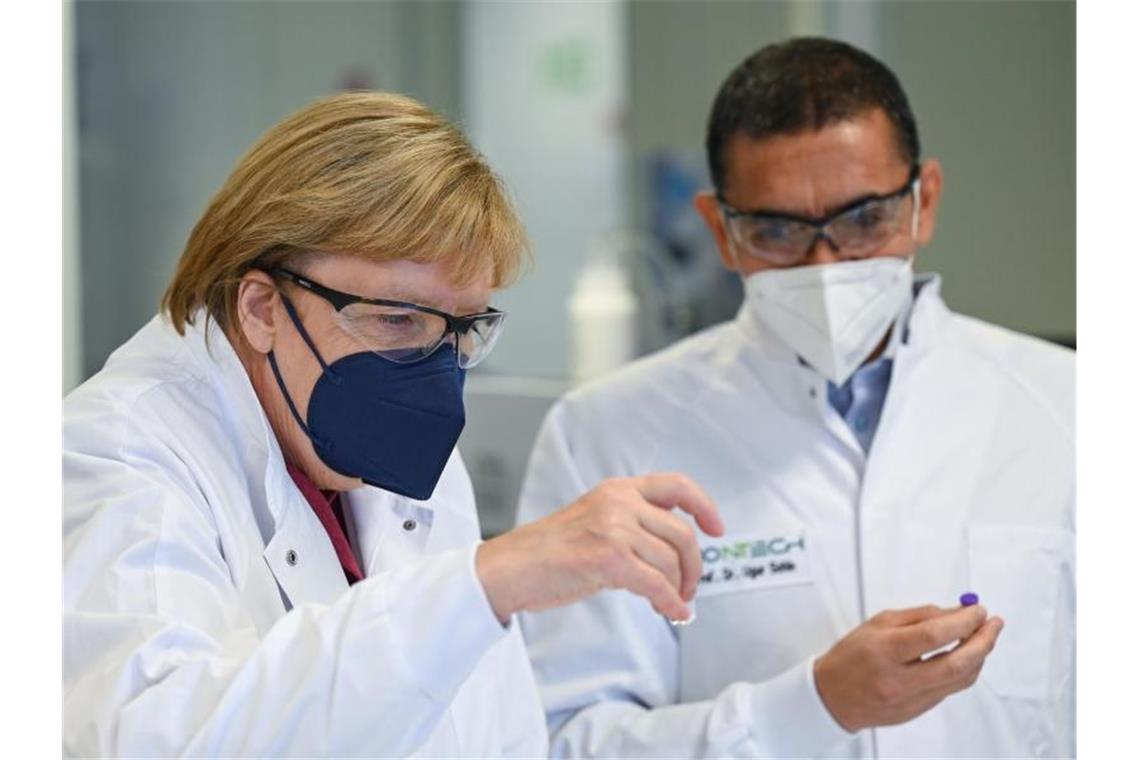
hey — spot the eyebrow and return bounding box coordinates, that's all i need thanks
[727,188,901,225]
[722,166,918,223]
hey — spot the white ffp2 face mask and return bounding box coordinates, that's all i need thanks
[742,257,914,386]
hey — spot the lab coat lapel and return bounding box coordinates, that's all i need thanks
[732,304,820,419]
[261,456,350,609]
[347,471,449,576]
[859,279,1002,610]
[869,276,988,500]
[733,298,867,462]
[895,274,950,357]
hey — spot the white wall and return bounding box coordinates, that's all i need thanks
[872,0,1075,341]
[462,0,631,379]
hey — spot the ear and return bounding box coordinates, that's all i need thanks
[915,158,944,248]
[236,269,281,355]
[693,191,739,273]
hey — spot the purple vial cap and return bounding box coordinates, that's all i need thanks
[959,592,979,607]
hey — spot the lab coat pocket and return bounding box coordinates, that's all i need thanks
[968,524,1073,701]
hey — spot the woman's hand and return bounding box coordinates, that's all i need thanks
[476,473,724,624]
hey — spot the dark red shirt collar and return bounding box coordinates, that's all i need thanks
[285,462,363,585]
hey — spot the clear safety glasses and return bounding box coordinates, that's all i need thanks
[718,164,921,266]
[269,268,506,369]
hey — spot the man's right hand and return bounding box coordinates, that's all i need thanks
[814,604,1005,732]
[476,474,724,625]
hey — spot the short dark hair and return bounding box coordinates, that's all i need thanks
[705,37,920,191]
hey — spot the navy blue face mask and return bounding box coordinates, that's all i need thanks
[267,296,466,501]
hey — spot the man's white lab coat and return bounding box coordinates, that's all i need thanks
[517,276,1074,758]
[63,313,547,757]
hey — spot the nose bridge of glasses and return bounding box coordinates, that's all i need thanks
[809,222,842,253]
[442,322,476,356]
[801,227,843,265]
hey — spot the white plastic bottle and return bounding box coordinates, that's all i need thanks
[568,234,640,385]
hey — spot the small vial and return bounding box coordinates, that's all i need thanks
[670,612,697,627]
[959,592,979,607]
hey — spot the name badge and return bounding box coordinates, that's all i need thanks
[697,529,813,598]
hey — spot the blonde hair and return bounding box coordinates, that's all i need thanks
[162,91,528,334]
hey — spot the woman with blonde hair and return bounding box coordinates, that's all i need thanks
[63,92,722,756]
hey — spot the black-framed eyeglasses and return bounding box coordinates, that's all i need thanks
[268,268,506,369]
[718,164,921,266]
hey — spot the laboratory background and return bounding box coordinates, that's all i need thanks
[64,0,1075,537]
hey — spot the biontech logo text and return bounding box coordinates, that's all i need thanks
[701,535,806,565]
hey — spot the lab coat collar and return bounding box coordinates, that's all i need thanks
[900,273,951,352]
[180,312,350,608]
[180,313,277,462]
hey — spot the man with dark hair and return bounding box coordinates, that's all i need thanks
[705,37,921,188]
[516,37,1074,757]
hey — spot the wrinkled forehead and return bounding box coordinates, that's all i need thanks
[720,109,913,217]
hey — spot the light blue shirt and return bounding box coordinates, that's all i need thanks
[827,357,894,453]
[824,276,930,453]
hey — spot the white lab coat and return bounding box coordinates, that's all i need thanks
[517,275,1074,758]
[63,313,547,757]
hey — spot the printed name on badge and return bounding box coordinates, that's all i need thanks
[696,529,812,598]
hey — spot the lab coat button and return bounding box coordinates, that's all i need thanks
[285,549,298,566]
[403,519,417,532]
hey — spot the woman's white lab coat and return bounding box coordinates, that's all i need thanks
[517,275,1074,758]
[63,313,546,757]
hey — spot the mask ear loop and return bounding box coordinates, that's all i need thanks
[266,294,338,450]
[278,295,338,382]
[267,350,316,441]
